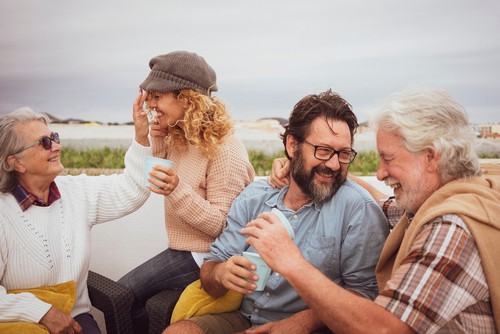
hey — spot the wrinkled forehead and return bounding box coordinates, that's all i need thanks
[376,129,407,152]
[308,117,352,146]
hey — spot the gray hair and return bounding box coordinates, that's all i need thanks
[372,86,481,183]
[0,107,51,192]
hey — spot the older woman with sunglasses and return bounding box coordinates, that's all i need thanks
[0,103,152,333]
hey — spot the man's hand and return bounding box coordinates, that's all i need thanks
[39,306,82,334]
[214,256,260,295]
[268,157,290,189]
[241,212,302,276]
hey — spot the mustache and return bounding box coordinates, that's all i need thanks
[311,165,339,178]
[384,178,399,187]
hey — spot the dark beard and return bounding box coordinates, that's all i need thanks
[290,148,347,203]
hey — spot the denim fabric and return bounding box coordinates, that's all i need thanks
[118,248,200,333]
[74,312,101,334]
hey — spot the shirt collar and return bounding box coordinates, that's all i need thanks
[11,182,61,212]
[265,185,322,212]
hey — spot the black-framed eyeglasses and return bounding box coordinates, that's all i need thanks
[303,139,357,164]
[14,132,60,155]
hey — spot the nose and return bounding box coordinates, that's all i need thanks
[376,160,388,181]
[324,152,341,171]
[51,140,62,151]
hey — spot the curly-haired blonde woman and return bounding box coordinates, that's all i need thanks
[118,51,255,333]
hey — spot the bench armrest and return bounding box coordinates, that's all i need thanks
[87,270,135,334]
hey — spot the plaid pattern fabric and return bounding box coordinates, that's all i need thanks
[375,214,495,333]
[380,197,405,229]
[11,182,61,211]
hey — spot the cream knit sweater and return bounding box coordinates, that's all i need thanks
[0,140,150,324]
[152,133,255,252]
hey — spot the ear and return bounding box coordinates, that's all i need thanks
[285,135,299,159]
[7,155,26,173]
[424,147,440,172]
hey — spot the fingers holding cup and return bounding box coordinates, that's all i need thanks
[144,156,174,194]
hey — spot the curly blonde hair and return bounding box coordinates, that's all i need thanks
[150,90,234,157]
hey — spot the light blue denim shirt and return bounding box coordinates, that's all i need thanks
[205,178,390,325]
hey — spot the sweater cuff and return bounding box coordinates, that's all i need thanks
[23,298,52,324]
[132,138,152,153]
[168,178,188,203]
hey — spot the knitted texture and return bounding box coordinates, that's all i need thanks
[152,134,255,252]
[140,51,218,96]
[0,141,150,324]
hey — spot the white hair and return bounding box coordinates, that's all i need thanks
[372,86,481,183]
[0,107,51,192]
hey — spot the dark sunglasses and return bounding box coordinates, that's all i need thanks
[14,132,60,155]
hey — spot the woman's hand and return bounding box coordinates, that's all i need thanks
[39,306,82,334]
[268,157,290,188]
[133,88,150,146]
[148,164,179,196]
[150,122,169,138]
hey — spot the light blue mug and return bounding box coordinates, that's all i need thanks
[271,208,295,240]
[242,251,272,291]
[144,156,174,187]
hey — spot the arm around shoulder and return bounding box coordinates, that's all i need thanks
[349,173,389,203]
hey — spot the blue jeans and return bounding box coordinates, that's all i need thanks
[74,312,100,334]
[118,248,200,334]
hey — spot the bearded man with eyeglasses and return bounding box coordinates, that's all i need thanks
[165,90,389,334]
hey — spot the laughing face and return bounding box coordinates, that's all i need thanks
[14,120,64,182]
[290,117,351,203]
[147,91,185,128]
[376,129,441,214]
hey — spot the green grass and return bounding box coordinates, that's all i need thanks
[61,147,126,169]
[61,147,382,176]
[248,150,286,176]
[478,153,500,159]
[61,147,500,176]
[349,151,381,176]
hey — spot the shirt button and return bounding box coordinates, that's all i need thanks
[265,292,270,297]
[254,309,259,313]
[293,214,298,219]
[274,272,280,277]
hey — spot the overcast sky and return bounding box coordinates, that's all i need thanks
[1,0,499,124]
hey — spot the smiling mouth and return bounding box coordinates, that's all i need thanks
[316,170,335,179]
[387,182,401,190]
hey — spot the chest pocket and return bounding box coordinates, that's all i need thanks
[302,234,337,277]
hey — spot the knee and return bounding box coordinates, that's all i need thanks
[163,320,204,334]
